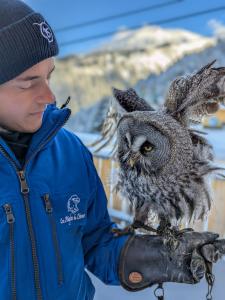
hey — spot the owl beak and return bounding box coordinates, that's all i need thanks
[128,153,140,167]
[129,158,135,167]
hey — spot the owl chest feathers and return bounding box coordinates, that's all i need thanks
[118,160,212,224]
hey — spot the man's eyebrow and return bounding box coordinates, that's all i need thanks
[18,66,56,81]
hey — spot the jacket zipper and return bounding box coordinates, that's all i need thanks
[0,111,70,300]
[3,204,16,300]
[43,194,64,286]
[18,171,43,300]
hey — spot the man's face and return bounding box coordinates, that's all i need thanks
[0,57,56,132]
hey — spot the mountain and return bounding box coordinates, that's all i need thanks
[135,40,225,107]
[68,38,225,133]
[52,25,215,113]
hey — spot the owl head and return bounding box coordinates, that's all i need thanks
[113,88,193,177]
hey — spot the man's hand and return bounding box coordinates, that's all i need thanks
[119,231,224,291]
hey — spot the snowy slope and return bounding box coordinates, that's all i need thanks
[52,25,215,111]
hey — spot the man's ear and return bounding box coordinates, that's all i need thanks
[112,87,154,112]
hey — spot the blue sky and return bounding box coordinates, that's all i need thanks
[24,0,225,57]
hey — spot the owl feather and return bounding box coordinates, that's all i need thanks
[95,61,225,229]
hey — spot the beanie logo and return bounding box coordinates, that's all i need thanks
[33,21,54,43]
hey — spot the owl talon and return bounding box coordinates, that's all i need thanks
[111,220,159,237]
[132,220,158,233]
[111,226,135,237]
[157,223,195,251]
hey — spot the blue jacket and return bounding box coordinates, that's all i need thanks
[0,104,127,300]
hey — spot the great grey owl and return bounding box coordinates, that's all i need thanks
[95,61,225,232]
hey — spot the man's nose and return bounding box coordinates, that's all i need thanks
[36,81,56,104]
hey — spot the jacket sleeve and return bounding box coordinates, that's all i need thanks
[81,146,129,285]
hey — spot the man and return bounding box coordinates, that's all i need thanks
[0,1,224,300]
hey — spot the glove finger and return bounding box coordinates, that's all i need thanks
[179,273,196,285]
[201,244,219,263]
[213,239,225,255]
[184,231,219,248]
[190,249,206,282]
[172,270,196,284]
[201,239,225,263]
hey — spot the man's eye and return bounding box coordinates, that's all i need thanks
[19,86,30,90]
[19,82,32,89]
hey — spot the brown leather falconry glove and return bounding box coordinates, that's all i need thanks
[119,231,225,291]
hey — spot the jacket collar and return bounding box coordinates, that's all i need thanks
[26,104,71,160]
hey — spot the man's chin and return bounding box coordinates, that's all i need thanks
[0,118,43,133]
[24,124,42,133]
[17,120,43,133]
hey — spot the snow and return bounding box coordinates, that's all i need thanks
[107,208,133,223]
[97,26,215,53]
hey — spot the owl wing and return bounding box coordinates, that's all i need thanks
[164,60,225,125]
[89,88,154,155]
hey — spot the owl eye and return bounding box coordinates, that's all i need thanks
[140,141,154,154]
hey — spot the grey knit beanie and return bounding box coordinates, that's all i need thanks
[0,0,59,84]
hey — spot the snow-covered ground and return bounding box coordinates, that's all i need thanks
[89,260,225,300]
